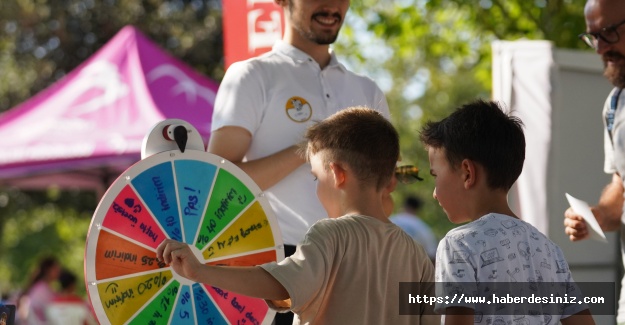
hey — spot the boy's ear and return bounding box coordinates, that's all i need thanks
[329,162,346,187]
[460,159,477,189]
[386,174,398,194]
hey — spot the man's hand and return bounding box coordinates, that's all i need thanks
[156,239,203,282]
[564,173,624,240]
[564,207,589,241]
[208,127,306,190]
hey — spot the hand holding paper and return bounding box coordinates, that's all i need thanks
[565,193,608,243]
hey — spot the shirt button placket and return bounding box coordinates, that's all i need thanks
[320,69,334,116]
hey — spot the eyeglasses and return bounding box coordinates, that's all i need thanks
[579,19,625,49]
[395,165,423,184]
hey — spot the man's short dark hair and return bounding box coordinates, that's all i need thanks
[419,99,525,190]
[404,195,423,211]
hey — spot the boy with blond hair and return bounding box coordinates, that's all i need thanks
[420,99,595,325]
[158,106,438,324]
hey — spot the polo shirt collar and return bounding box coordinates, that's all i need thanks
[273,40,346,71]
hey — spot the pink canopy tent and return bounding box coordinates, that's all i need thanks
[0,25,218,196]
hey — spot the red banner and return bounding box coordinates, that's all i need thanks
[222,0,285,69]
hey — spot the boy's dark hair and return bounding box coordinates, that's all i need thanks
[404,195,423,211]
[304,106,399,190]
[58,269,77,291]
[419,99,525,190]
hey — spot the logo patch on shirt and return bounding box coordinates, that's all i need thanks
[285,96,312,122]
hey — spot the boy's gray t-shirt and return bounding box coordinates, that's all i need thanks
[435,213,587,323]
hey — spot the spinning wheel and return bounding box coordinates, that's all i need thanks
[84,120,284,325]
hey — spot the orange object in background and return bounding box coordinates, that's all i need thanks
[222,0,285,69]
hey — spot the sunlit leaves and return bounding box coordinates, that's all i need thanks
[338,0,586,237]
[0,0,590,289]
[0,188,96,294]
[0,0,223,113]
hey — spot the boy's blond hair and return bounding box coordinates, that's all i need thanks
[304,106,399,190]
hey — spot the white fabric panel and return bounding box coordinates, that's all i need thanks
[492,40,554,234]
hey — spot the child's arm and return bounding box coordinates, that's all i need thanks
[560,309,595,325]
[443,307,473,325]
[156,239,289,301]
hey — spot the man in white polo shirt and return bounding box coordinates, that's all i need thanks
[208,0,389,322]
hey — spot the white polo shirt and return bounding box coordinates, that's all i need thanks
[211,41,390,245]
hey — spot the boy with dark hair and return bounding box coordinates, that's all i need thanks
[420,99,594,324]
[158,106,438,324]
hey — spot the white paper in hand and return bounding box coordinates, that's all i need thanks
[565,193,608,243]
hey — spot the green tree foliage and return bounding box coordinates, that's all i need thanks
[336,0,587,238]
[0,0,223,113]
[0,0,222,296]
[0,0,590,295]
[0,188,97,295]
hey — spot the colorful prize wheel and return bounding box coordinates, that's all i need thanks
[85,131,284,325]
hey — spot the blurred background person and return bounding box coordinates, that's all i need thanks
[46,269,96,325]
[390,195,438,262]
[16,256,61,325]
